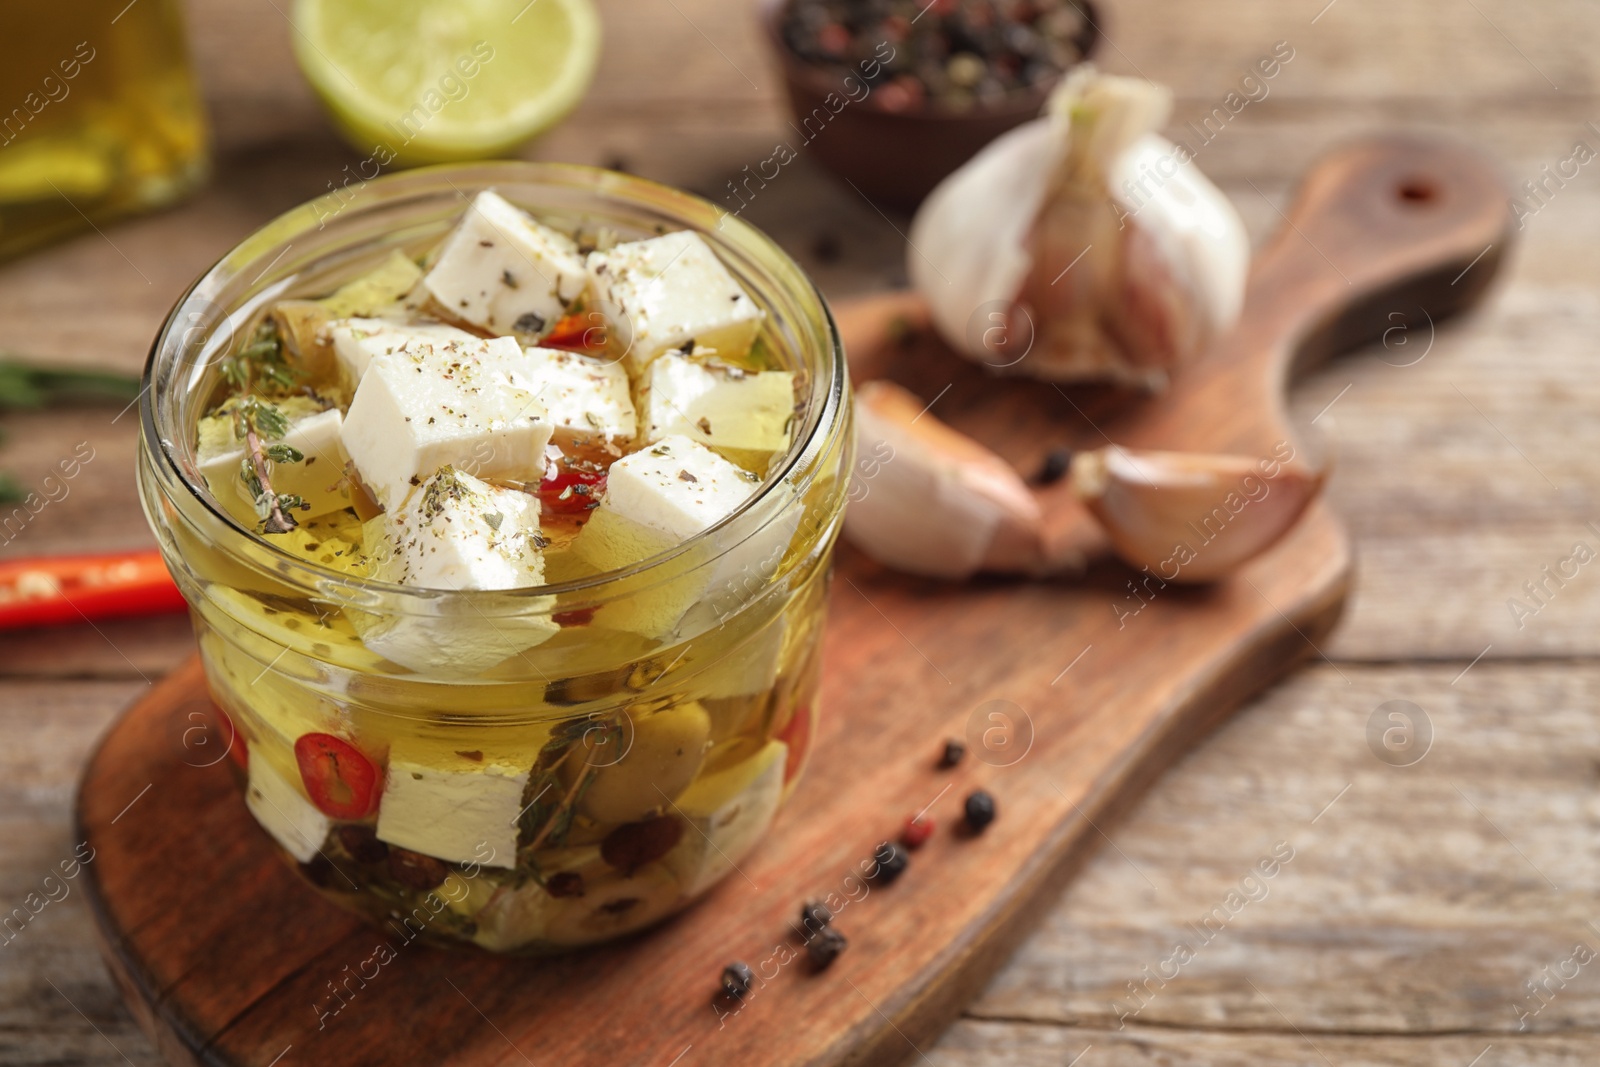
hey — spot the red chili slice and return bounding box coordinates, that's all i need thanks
[775,703,813,785]
[552,606,597,627]
[542,311,608,352]
[294,733,381,819]
[215,708,249,770]
[539,467,606,515]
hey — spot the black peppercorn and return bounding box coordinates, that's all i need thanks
[800,899,833,937]
[1035,446,1073,485]
[807,926,848,968]
[387,846,449,890]
[722,961,755,1000]
[869,840,909,885]
[964,789,997,833]
[939,738,966,768]
[545,871,585,898]
[336,824,389,864]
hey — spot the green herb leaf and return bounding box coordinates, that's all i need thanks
[240,457,265,501]
[245,399,290,440]
[0,358,142,411]
[264,443,304,464]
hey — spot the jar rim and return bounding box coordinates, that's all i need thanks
[139,161,847,605]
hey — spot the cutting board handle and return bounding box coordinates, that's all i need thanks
[1139,135,1514,460]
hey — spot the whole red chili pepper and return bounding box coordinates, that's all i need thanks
[0,549,186,630]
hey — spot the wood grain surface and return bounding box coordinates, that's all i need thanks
[5,0,1600,1065]
[75,128,1513,1066]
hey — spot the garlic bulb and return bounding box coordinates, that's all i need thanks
[908,67,1249,388]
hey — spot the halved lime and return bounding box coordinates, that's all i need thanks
[292,0,601,165]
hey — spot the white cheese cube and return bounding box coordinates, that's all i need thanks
[518,345,636,444]
[689,611,787,699]
[640,352,794,469]
[245,748,332,865]
[585,434,762,545]
[327,317,480,386]
[374,760,524,869]
[352,469,559,675]
[586,231,764,373]
[319,250,425,319]
[423,190,587,336]
[375,744,528,869]
[571,436,783,636]
[198,406,351,525]
[373,468,545,590]
[663,740,787,895]
[339,336,553,510]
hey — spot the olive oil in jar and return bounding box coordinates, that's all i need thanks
[0,0,208,261]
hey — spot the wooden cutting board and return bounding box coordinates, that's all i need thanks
[77,135,1509,1067]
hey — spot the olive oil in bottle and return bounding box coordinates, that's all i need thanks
[0,0,208,261]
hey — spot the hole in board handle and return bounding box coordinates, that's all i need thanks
[1396,177,1439,205]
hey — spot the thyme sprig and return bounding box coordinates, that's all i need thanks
[0,357,142,498]
[0,358,142,409]
[516,716,621,861]
[221,322,306,534]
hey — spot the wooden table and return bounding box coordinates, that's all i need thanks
[3,1,1597,1063]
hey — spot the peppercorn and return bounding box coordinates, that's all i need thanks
[336,824,389,864]
[722,961,756,1000]
[869,840,910,885]
[800,899,833,936]
[545,871,586,898]
[964,789,998,833]
[807,926,849,968]
[939,738,966,768]
[1035,446,1073,485]
[387,847,450,890]
[601,815,684,874]
[902,813,935,849]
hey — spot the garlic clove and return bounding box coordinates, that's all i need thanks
[843,381,1048,580]
[1071,447,1323,582]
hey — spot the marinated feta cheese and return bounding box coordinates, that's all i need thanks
[375,742,528,869]
[693,611,786,699]
[571,435,770,635]
[423,190,587,337]
[190,203,824,952]
[578,434,761,554]
[640,351,794,469]
[197,403,351,525]
[245,748,331,864]
[664,740,787,895]
[319,249,425,319]
[372,467,545,589]
[353,469,558,675]
[586,231,764,373]
[517,345,636,445]
[327,317,480,386]
[339,336,553,509]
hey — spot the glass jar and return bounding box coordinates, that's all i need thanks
[137,163,851,952]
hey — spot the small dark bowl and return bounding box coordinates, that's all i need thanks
[762,0,1101,212]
